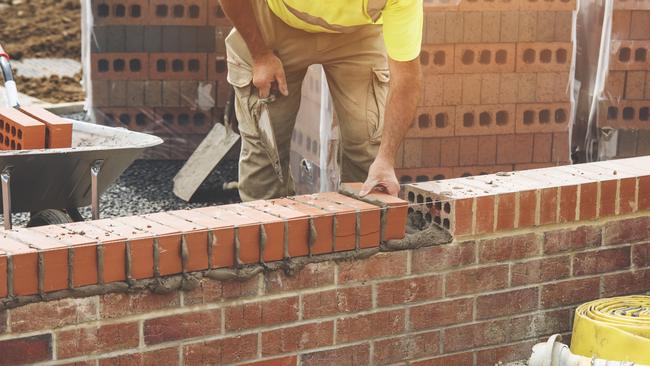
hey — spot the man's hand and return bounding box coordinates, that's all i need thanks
[253,52,289,98]
[359,157,400,196]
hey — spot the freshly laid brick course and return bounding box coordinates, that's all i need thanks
[0,159,649,365]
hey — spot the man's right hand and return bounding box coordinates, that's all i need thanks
[253,52,289,98]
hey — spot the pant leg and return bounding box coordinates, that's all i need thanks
[319,26,389,183]
[225,0,309,201]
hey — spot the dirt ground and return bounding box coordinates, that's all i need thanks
[0,0,83,103]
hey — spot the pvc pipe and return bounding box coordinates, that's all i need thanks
[529,334,644,366]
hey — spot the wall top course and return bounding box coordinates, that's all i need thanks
[0,158,649,308]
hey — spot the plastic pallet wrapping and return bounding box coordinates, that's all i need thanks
[81,0,579,193]
[81,0,232,160]
[580,0,650,161]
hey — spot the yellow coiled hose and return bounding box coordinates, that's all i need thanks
[571,296,650,364]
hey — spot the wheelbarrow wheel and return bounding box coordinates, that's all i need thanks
[27,209,73,227]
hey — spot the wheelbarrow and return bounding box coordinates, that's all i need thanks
[0,44,163,228]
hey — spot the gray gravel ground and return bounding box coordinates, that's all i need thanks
[2,159,240,227]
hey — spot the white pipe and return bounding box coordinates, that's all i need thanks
[529,334,642,366]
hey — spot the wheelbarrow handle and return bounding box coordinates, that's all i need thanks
[0,42,20,108]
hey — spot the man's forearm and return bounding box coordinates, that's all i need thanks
[376,60,421,165]
[219,0,270,60]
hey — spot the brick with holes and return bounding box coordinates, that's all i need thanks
[0,108,46,150]
[454,104,516,136]
[609,40,650,71]
[516,43,572,73]
[92,0,149,25]
[90,53,148,80]
[406,106,455,138]
[515,103,571,134]
[149,53,208,80]
[454,43,516,73]
[148,0,208,26]
[597,100,650,129]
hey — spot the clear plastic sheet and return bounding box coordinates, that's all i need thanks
[583,0,650,162]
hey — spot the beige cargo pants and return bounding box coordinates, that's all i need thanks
[226,0,389,201]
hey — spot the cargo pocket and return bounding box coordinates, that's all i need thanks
[227,61,260,139]
[367,67,390,144]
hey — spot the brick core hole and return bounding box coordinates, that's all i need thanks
[113,59,125,71]
[130,5,141,17]
[97,4,109,17]
[188,59,200,72]
[623,107,635,120]
[172,59,184,72]
[435,113,447,128]
[418,114,431,129]
[114,4,125,17]
[215,59,227,73]
[464,112,475,127]
[495,50,507,64]
[420,51,429,65]
[640,107,649,121]
[156,5,168,17]
[189,5,200,18]
[555,109,567,123]
[129,59,141,72]
[523,49,536,64]
[462,50,475,65]
[540,49,552,63]
[434,51,446,65]
[156,59,166,72]
[539,109,550,123]
[619,47,631,62]
[479,112,491,126]
[479,50,491,64]
[496,111,508,125]
[635,48,647,62]
[173,5,184,17]
[556,48,568,63]
[98,59,109,72]
[608,106,618,119]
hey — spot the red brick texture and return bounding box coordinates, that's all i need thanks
[0,160,649,365]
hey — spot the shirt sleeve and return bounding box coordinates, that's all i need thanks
[382,0,423,62]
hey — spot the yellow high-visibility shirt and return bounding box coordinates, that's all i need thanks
[266,0,423,62]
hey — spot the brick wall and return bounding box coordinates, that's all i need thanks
[1,158,650,365]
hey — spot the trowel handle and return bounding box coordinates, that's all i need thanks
[0,43,20,108]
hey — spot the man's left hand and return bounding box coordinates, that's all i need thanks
[359,158,400,197]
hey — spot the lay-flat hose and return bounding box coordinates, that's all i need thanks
[571,296,650,365]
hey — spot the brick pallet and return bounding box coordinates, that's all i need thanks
[599,1,650,158]
[88,0,231,159]
[397,0,576,183]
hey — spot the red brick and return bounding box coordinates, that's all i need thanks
[539,187,558,225]
[602,269,650,297]
[99,347,179,366]
[544,225,601,254]
[603,217,650,245]
[479,233,539,263]
[516,42,572,72]
[412,353,474,366]
[457,105,516,137]
[293,194,356,251]
[196,206,262,264]
[265,261,334,293]
[558,185,577,223]
[533,133,553,163]
[633,242,650,268]
[445,265,509,296]
[261,321,333,356]
[373,331,440,365]
[573,247,631,276]
[183,334,258,365]
[223,204,285,262]
[477,340,538,366]
[376,275,443,307]
[511,256,571,286]
[57,322,139,359]
[149,0,208,26]
[100,291,180,319]
[20,106,73,148]
[516,103,571,134]
[443,319,508,353]
[509,309,572,341]
[338,251,407,284]
[476,195,495,234]
[410,298,474,330]
[91,53,149,80]
[337,310,405,343]
[225,296,298,331]
[495,193,516,231]
[619,177,637,214]
[454,43,516,73]
[476,287,539,320]
[272,198,335,254]
[245,199,312,257]
[459,136,479,166]
[319,192,382,249]
[440,137,459,167]
[0,237,38,296]
[301,343,370,366]
[541,277,601,308]
[302,286,372,319]
[184,276,259,306]
[412,242,475,273]
[10,297,97,333]
[518,190,537,228]
[578,182,598,221]
[0,334,52,365]
[639,175,650,210]
[599,180,617,217]
[477,135,497,165]
[239,356,298,366]
[144,309,221,345]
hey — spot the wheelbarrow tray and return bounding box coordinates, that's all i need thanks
[0,120,162,213]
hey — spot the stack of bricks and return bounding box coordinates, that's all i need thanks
[0,107,73,150]
[599,1,650,158]
[396,0,575,183]
[88,0,231,159]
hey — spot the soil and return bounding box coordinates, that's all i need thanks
[0,0,83,103]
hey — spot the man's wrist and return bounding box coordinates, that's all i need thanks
[374,153,395,167]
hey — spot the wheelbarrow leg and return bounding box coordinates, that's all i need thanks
[2,167,12,230]
[91,160,104,221]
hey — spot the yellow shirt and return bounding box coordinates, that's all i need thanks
[266,0,423,62]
